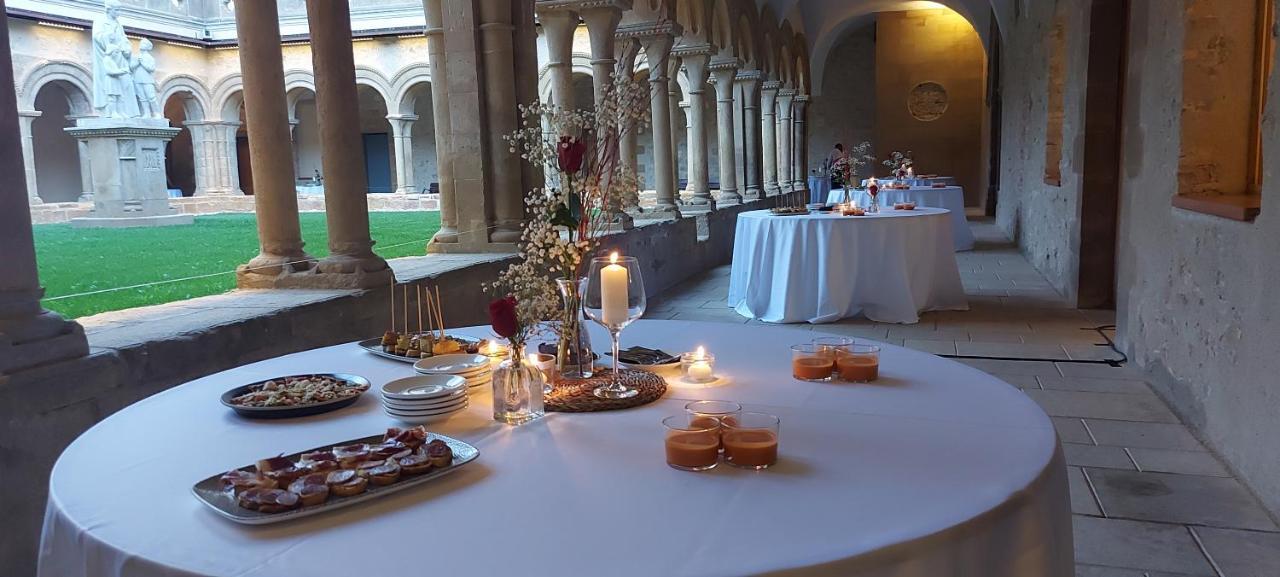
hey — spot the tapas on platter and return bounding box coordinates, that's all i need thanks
[219,373,370,419]
[192,426,479,525]
[360,282,487,363]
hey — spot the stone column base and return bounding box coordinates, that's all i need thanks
[0,310,88,376]
[236,264,396,289]
[764,184,782,197]
[427,241,519,255]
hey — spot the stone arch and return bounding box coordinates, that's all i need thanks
[709,0,734,56]
[736,13,757,69]
[30,80,88,202]
[539,55,595,104]
[389,63,432,115]
[157,74,212,121]
[19,60,93,115]
[353,65,394,107]
[211,74,244,122]
[675,0,710,41]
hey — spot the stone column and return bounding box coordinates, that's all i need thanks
[187,120,242,196]
[76,138,94,201]
[637,29,680,217]
[580,3,626,107]
[736,71,763,201]
[776,89,794,193]
[668,56,682,193]
[709,58,740,205]
[387,114,418,194]
[422,0,458,246]
[233,0,313,286]
[537,6,578,110]
[18,110,40,204]
[477,0,524,243]
[675,47,712,208]
[792,94,810,194]
[0,7,87,376]
[760,80,780,196]
[306,0,393,286]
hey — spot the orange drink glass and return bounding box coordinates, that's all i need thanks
[722,412,780,469]
[791,344,835,381]
[663,414,720,471]
[836,344,880,382]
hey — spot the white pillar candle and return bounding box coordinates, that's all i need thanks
[600,252,629,326]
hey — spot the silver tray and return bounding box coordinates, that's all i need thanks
[357,335,485,363]
[192,432,479,525]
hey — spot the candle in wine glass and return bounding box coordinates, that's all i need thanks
[600,252,629,326]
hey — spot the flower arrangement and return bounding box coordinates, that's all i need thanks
[487,72,650,371]
[882,150,914,179]
[832,141,875,189]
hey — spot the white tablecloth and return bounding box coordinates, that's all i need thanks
[39,320,1071,577]
[827,186,976,251]
[807,176,831,205]
[729,209,969,324]
[862,176,957,187]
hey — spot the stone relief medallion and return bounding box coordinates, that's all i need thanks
[908,82,949,122]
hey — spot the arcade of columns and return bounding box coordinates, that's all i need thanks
[0,0,809,376]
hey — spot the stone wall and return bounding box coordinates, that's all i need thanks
[994,0,1091,303]
[1115,0,1280,518]
[808,21,877,173]
[0,193,795,575]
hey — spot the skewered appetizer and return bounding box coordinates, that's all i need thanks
[218,426,456,514]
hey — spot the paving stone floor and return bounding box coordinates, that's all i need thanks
[648,218,1280,577]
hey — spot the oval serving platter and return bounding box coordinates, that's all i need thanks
[357,335,485,363]
[192,432,479,525]
[219,373,370,419]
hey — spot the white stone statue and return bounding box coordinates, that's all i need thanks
[91,0,139,118]
[132,38,159,118]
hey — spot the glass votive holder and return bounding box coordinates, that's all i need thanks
[791,344,835,382]
[836,344,880,383]
[662,413,720,471]
[680,349,717,383]
[813,336,854,358]
[722,412,780,470]
[685,400,742,451]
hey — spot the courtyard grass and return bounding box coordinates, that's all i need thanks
[35,212,441,319]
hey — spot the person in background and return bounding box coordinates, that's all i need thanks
[827,143,847,188]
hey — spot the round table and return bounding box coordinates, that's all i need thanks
[827,186,976,251]
[39,321,1071,577]
[729,209,970,324]
[862,176,958,187]
[807,175,831,205]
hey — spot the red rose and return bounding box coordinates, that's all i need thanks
[488,296,519,339]
[557,135,586,174]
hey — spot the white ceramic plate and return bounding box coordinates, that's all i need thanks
[414,354,490,375]
[385,401,468,418]
[381,392,468,411]
[385,410,466,425]
[381,375,467,401]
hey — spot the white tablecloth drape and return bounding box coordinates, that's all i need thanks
[39,320,1072,577]
[862,176,957,187]
[807,175,831,205]
[828,186,976,251]
[729,209,969,324]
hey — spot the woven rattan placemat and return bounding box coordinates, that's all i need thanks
[545,369,667,412]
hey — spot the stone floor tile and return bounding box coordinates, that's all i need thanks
[1072,516,1215,575]
[1066,443,1137,469]
[1088,468,1278,531]
[814,324,891,340]
[955,341,1071,360]
[1084,420,1206,451]
[668,310,751,324]
[1128,448,1230,477]
[1057,362,1145,380]
[1024,390,1179,423]
[1055,417,1094,444]
[885,326,969,341]
[1193,526,1280,577]
[1074,564,1147,576]
[1038,376,1153,395]
[1070,466,1103,516]
[956,358,1061,376]
[990,373,1041,389]
[1064,345,1128,362]
[965,330,1025,343]
[902,339,957,356]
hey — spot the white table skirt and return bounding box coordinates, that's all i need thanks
[39,320,1072,577]
[808,175,831,204]
[862,176,957,187]
[729,209,969,324]
[828,186,976,251]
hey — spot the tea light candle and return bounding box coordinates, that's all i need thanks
[681,346,716,383]
[484,340,507,358]
[600,251,629,326]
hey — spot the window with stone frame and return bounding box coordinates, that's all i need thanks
[1174,0,1274,221]
[1044,11,1068,187]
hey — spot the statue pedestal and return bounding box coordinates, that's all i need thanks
[65,118,193,228]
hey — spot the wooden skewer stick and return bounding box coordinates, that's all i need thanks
[416,285,423,337]
[402,284,408,339]
[433,285,445,339]
[389,278,395,332]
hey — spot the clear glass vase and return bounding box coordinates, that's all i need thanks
[492,344,545,425]
[555,277,594,381]
[841,185,852,205]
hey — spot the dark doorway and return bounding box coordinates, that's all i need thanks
[1076,0,1129,309]
[362,132,392,193]
[236,135,254,195]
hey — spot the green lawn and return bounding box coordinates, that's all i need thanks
[35,212,441,319]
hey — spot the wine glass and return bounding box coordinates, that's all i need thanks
[582,253,646,399]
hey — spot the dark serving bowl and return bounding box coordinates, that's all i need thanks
[219,373,370,419]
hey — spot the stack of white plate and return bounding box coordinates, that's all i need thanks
[380,374,469,424]
[413,354,493,390]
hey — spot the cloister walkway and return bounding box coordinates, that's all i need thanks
[649,219,1280,577]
